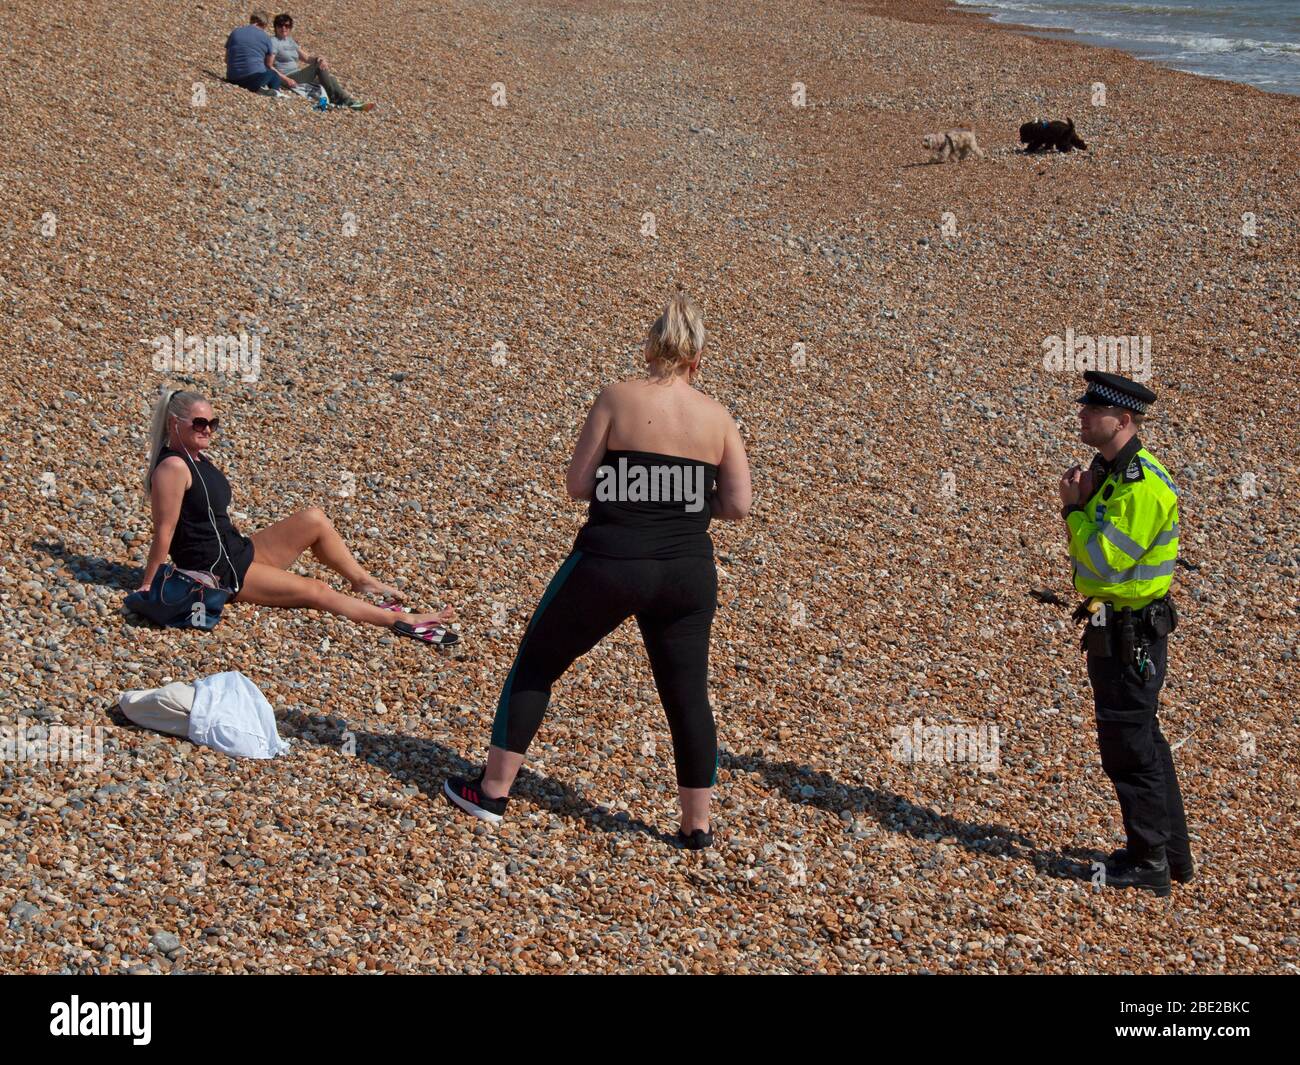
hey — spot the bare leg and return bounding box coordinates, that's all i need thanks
[481,745,525,799]
[250,506,401,600]
[235,561,450,627]
[678,787,711,835]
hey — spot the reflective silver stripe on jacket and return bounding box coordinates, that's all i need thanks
[1098,523,1148,561]
[1150,522,1180,547]
[1074,558,1176,584]
[1098,520,1180,560]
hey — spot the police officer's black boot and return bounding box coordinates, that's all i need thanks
[1104,846,1172,897]
[1109,847,1194,884]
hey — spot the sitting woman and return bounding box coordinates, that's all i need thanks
[270,13,374,111]
[135,389,454,644]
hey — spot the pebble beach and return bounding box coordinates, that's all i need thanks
[1,0,1297,974]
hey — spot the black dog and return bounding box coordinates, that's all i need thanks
[1019,117,1088,153]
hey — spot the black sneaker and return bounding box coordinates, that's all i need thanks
[1109,847,1194,884]
[443,773,508,823]
[676,828,713,850]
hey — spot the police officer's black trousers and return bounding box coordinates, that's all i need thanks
[1087,635,1191,867]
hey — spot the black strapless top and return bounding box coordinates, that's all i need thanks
[572,450,718,560]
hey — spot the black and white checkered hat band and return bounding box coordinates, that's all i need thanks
[1085,383,1147,413]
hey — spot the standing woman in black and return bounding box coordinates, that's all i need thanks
[137,388,456,637]
[444,290,752,847]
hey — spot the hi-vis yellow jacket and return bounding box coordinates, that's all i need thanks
[1065,437,1179,610]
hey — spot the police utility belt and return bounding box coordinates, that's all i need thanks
[1073,595,1178,662]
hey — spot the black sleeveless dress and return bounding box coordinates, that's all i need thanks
[152,446,256,591]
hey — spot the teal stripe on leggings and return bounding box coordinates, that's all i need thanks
[490,551,584,750]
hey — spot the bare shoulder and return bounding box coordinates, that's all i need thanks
[153,455,191,487]
[693,387,736,424]
[602,379,639,399]
[156,454,189,472]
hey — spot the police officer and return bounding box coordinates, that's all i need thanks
[1059,371,1192,896]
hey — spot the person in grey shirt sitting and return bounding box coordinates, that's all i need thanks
[271,12,374,111]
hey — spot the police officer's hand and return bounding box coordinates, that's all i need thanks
[1077,468,1096,501]
[1059,465,1084,505]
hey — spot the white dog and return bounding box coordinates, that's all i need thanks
[923,129,985,163]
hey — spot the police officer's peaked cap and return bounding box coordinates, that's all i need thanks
[1076,371,1157,414]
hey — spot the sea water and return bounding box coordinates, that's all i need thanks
[953,0,1300,95]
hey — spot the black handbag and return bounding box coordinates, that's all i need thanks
[125,563,232,630]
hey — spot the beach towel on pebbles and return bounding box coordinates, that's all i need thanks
[119,672,289,759]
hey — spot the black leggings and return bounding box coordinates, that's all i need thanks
[491,552,718,788]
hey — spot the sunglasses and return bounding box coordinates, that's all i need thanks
[181,416,221,433]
